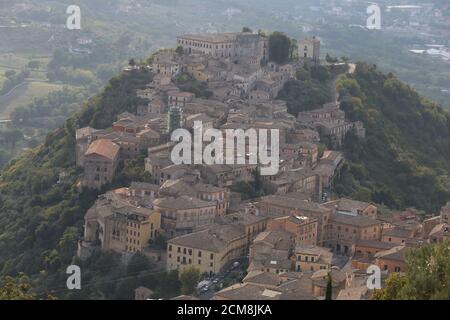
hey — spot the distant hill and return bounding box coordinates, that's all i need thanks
[335,63,450,213]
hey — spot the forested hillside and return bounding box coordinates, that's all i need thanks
[335,63,450,213]
[0,68,181,299]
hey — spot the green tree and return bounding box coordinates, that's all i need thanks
[27,60,41,69]
[96,64,117,83]
[268,32,291,64]
[175,46,184,55]
[278,65,332,117]
[0,149,11,168]
[310,65,330,82]
[179,267,201,295]
[230,181,258,200]
[242,27,253,33]
[4,70,16,78]
[1,129,23,150]
[371,272,407,300]
[252,168,262,194]
[127,252,151,275]
[372,241,450,300]
[0,275,36,300]
[326,53,338,63]
[325,273,333,300]
[57,227,79,263]
[151,234,167,250]
[289,38,298,60]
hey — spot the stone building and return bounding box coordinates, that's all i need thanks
[297,103,363,147]
[293,245,333,272]
[324,198,378,219]
[151,52,181,77]
[298,36,321,63]
[81,191,161,254]
[256,195,332,245]
[326,213,382,255]
[374,246,407,273]
[249,230,295,275]
[351,239,397,271]
[166,223,247,275]
[153,196,216,236]
[217,212,268,247]
[82,139,120,189]
[177,32,268,64]
[267,215,319,246]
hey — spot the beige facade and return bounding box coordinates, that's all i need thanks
[153,196,216,236]
[218,212,268,247]
[193,184,230,216]
[268,215,318,246]
[374,246,407,273]
[167,224,247,275]
[326,213,382,255]
[293,245,332,272]
[177,32,268,63]
[168,91,194,107]
[82,191,161,254]
[257,195,332,245]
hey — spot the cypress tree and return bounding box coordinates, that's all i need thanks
[325,272,333,300]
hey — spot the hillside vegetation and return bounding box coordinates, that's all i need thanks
[0,68,181,299]
[335,63,450,213]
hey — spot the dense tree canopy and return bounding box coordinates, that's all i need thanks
[372,241,450,300]
[179,267,201,295]
[0,275,37,300]
[268,32,291,64]
[335,63,450,213]
[278,65,333,117]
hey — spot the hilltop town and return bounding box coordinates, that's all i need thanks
[73,30,450,300]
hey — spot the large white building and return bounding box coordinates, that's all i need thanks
[177,32,268,64]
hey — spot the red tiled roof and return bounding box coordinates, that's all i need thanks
[85,139,120,160]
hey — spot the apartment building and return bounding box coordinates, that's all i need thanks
[293,245,333,272]
[153,196,216,236]
[166,224,247,275]
[82,191,161,254]
[326,213,382,255]
[267,215,318,246]
[257,195,332,245]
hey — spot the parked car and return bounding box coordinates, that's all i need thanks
[201,286,209,293]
